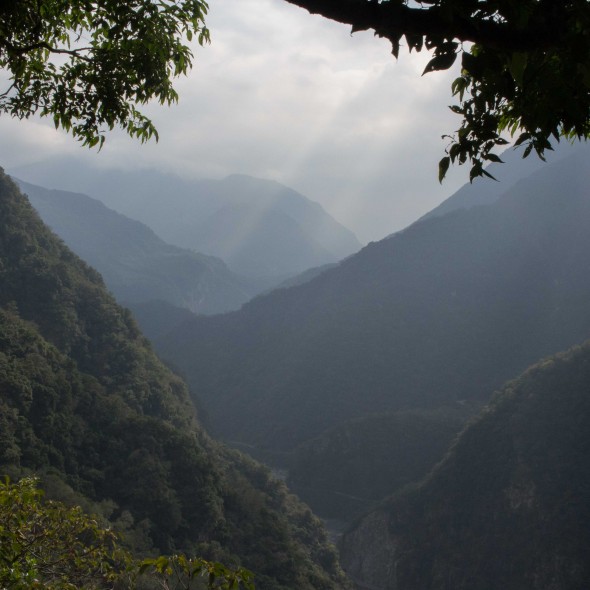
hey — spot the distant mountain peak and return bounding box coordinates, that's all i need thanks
[16,178,271,316]
[11,158,361,278]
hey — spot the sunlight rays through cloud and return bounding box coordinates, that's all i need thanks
[0,0,469,242]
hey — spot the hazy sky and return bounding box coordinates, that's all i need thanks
[0,0,472,243]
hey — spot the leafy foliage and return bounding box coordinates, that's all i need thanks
[444,5,590,182]
[139,554,255,590]
[0,477,255,590]
[0,477,130,589]
[0,0,209,146]
[284,0,590,180]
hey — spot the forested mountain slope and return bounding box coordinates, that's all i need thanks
[340,341,590,590]
[18,179,265,314]
[12,160,361,277]
[287,407,470,520]
[155,150,590,453]
[0,169,349,590]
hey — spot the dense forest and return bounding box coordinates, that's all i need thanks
[0,168,349,590]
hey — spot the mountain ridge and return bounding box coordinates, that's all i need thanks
[154,149,590,455]
[16,178,275,315]
[11,160,361,278]
[418,141,590,223]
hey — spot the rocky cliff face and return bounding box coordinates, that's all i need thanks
[338,510,396,590]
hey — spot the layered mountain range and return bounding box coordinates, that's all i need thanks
[17,179,266,315]
[7,139,590,590]
[154,148,590,459]
[12,160,361,278]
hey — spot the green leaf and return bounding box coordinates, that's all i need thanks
[438,156,450,182]
[508,52,528,86]
[451,76,468,101]
[483,153,503,163]
[423,52,458,75]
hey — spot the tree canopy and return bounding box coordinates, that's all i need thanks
[0,477,255,589]
[284,0,590,180]
[0,477,130,589]
[0,0,209,147]
[1,0,589,178]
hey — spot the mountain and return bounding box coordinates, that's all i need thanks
[420,140,589,222]
[255,263,340,299]
[0,168,349,590]
[188,202,333,277]
[339,340,590,590]
[187,174,361,276]
[11,160,361,277]
[17,179,268,315]
[287,406,472,521]
[154,149,590,455]
[123,299,198,341]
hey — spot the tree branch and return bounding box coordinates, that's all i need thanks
[1,37,93,61]
[282,0,557,52]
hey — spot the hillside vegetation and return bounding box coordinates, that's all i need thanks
[0,168,349,590]
[288,407,470,520]
[340,341,590,590]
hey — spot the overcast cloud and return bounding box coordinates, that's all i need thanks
[0,0,471,243]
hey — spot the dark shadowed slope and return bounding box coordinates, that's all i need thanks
[340,341,590,590]
[0,169,349,590]
[155,150,590,452]
[287,406,471,521]
[123,299,198,341]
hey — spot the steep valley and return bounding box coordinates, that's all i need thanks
[4,144,590,590]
